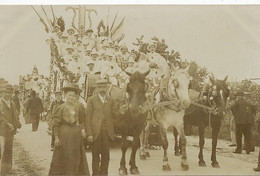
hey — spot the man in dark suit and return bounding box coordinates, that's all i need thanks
[11,90,20,114]
[49,91,64,151]
[230,91,255,154]
[0,84,21,175]
[86,79,126,176]
[26,90,44,131]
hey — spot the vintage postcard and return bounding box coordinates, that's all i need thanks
[0,2,259,175]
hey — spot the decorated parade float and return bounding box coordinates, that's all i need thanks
[31,5,209,102]
[18,65,49,101]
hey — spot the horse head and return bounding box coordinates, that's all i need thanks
[206,75,230,116]
[168,65,191,109]
[125,70,150,117]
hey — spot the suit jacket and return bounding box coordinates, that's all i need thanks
[230,98,255,124]
[26,96,44,115]
[0,99,21,137]
[85,94,119,141]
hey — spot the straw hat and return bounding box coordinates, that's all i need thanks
[61,82,81,92]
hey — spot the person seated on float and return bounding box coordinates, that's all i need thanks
[97,27,108,46]
[90,49,99,62]
[66,27,76,45]
[146,41,169,78]
[100,51,121,86]
[107,39,114,49]
[125,57,137,74]
[63,47,75,64]
[99,40,109,54]
[83,29,96,49]
[74,40,84,54]
[114,41,121,55]
[68,54,82,74]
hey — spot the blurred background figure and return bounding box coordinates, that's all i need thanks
[26,90,44,131]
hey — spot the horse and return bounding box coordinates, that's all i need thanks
[139,66,191,171]
[183,75,230,168]
[114,70,150,175]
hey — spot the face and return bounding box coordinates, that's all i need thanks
[128,62,134,67]
[97,86,108,97]
[149,46,156,53]
[68,30,75,35]
[115,47,120,52]
[4,89,12,100]
[62,38,68,43]
[91,54,98,60]
[87,32,93,37]
[88,64,94,71]
[67,50,73,55]
[65,91,76,103]
[121,50,127,55]
[57,32,63,38]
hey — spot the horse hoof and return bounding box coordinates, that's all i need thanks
[163,164,171,171]
[130,167,140,175]
[145,152,151,158]
[199,161,206,167]
[181,163,189,171]
[212,162,220,168]
[175,151,181,156]
[119,167,128,175]
[140,155,146,160]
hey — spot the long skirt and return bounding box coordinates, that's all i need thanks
[49,124,90,176]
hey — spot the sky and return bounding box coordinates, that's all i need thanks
[0,5,260,84]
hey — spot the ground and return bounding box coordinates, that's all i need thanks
[11,120,259,176]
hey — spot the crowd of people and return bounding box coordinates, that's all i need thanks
[48,26,169,90]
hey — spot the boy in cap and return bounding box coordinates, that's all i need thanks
[84,29,96,49]
[63,47,74,64]
[68,54,82,74]
[67,28,76,45]
[49,91,64,151]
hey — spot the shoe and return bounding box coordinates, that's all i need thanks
[229,144,236,147]
[233,150,242,154]
[254,167,260,172]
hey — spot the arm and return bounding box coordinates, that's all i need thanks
[85,98,93,137]
[52,106,62,137]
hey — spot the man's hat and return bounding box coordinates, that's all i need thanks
[67,28,75,32]
[96,79,110,87]
[87,60,95,66]
[66,47,74,52]
[72,54,80,58]
[91,49,99,56]
[86,29,94,33]
[61,82,81,92]
[147,40,157,51]
[120,43,128,51]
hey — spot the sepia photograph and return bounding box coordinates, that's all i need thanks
[0,1,260,175]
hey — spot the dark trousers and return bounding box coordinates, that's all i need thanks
[1,135,14,175]
[235,123,251,153]
[30,113,40,131]
[92,124,110,176]
[258,150,260,168]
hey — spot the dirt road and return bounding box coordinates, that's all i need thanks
[12,121,259,175]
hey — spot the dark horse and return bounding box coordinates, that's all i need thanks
[183,75,230,168]
[114,71,150,175]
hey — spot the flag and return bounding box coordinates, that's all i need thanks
[111,17,125,42]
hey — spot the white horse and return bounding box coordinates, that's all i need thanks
[140,65,191,171]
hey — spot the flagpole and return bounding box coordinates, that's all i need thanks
[41,5,53,32]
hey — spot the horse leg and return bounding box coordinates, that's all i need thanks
[176,125,189,171]
[198,126,206,167]
[160,125,171,171]
[140,121,150,160]
[173,127,181,156]
[129,134,141,175]
[119,134,128,175]
[211,120,221,168]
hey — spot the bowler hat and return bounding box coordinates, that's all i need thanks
[96,79,110,87]
[61,82,81,93]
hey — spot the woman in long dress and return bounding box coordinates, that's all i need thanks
[49,83,90,176]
